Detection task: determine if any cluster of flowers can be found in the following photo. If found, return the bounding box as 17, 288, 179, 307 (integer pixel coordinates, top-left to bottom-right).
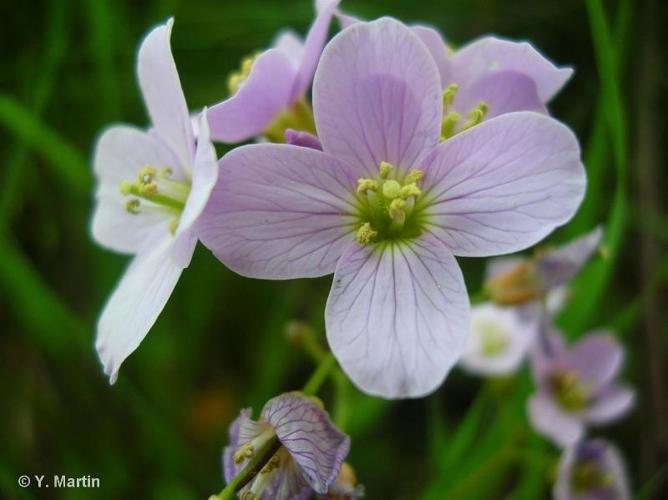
460, 226, 635, 499
89, 0, 631, 497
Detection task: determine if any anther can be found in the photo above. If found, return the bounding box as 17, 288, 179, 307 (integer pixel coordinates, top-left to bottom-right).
404, 169, 424, 184
356, 222, 378, 245
357, 178, 378, 194
138, 165, 157, 184
442, 83, 459, 112
463, 101, 489, 130
379, 161, 393, 179
125, 199, 141, 214
233, 444, 255, 464
139, 182, 158, 196
441, 112, 461, 140
399, 183, 421, 198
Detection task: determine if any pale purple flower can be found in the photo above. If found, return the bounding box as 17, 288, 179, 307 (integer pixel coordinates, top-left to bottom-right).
459, 302, 536, 376
484, 226, 603, 307
198, 18, 585, 398
528, 332, 635, 448
223, 393, 350, 499
333, 6, 572, 127
207, 0, 340, 143
554, 439, 630, 500
91, 19, 218, 382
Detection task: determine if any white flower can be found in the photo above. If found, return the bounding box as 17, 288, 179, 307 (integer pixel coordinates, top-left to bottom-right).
91, 19, 218, 382
459, 303, 536, 376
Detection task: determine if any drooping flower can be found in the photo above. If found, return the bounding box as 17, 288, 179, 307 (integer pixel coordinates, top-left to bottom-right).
198, 18, 586, 398
223, 392, 350, 499
459, 303, 536, 376
484, 226, 603, 308
528, 331, 635, 447
316, 462, 364, 499
554, 439, 630, 500
207, 0, 340, 143
333, 5, 572, 135
91, 19, 218, 383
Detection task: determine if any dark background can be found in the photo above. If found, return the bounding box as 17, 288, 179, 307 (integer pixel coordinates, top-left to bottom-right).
1, 0, 666, 498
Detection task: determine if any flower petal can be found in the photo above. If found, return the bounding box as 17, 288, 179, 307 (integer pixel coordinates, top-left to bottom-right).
564, 332, 624, 387
527, 392, 583, 448
452, 70, 547, 118
269, 459, 313, 500
585, 384, 635, 424
91, 125, 179, 254
262, 393, 350, 494
95, 236, 194, 383
274, 30, 305, 69
198, 144, 357, 279
453, 36, 573, 102
313, 17, 442, 177
411, 24, 453, 86
222, 408, 252, 482
177, 109, 219, 235
460, 303, 536, 376
424, 112, 586, 257
207, 49, 296, 143
137, 18, 194, 166
536, 226, 603, 289
290, 0, 341, 101
326, 234, 470, 398
285, 128, 324, 150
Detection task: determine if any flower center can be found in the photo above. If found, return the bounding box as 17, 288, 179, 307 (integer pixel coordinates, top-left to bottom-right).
440, 83, 489, 140
228, 53, 260, 95
240, 448, 290, 500
263, 98, 316, 143
477, 320, 510, 356
119, 165, 190, 234
571, 459, 615, 492
549, 369, 591, 411
354, 161, 426, 245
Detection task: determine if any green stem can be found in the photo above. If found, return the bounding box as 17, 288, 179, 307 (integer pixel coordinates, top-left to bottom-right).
303, 352, 336, 396
212, 353, 337, 499
470, 289, 489, 304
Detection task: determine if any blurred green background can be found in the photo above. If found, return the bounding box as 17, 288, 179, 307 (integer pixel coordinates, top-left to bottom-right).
1, 0, 666, 498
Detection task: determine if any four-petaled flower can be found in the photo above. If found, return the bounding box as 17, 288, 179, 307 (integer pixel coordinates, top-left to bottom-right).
224, 392, 350, 500
528, 331, 635, 447
198, 18, 586, 398
92, 19, 218, 382
207, 0, 340, 143
459, 302, 536, 376
554, 439, 630, 500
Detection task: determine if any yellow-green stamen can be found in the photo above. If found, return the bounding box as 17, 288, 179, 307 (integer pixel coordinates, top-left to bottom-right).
439, 83, 490, 140
572, 460, 615, 492
119, 164, 191, 234
550, 370, 591, 411
228, 53, 260, 95
354, 161, 426, 245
